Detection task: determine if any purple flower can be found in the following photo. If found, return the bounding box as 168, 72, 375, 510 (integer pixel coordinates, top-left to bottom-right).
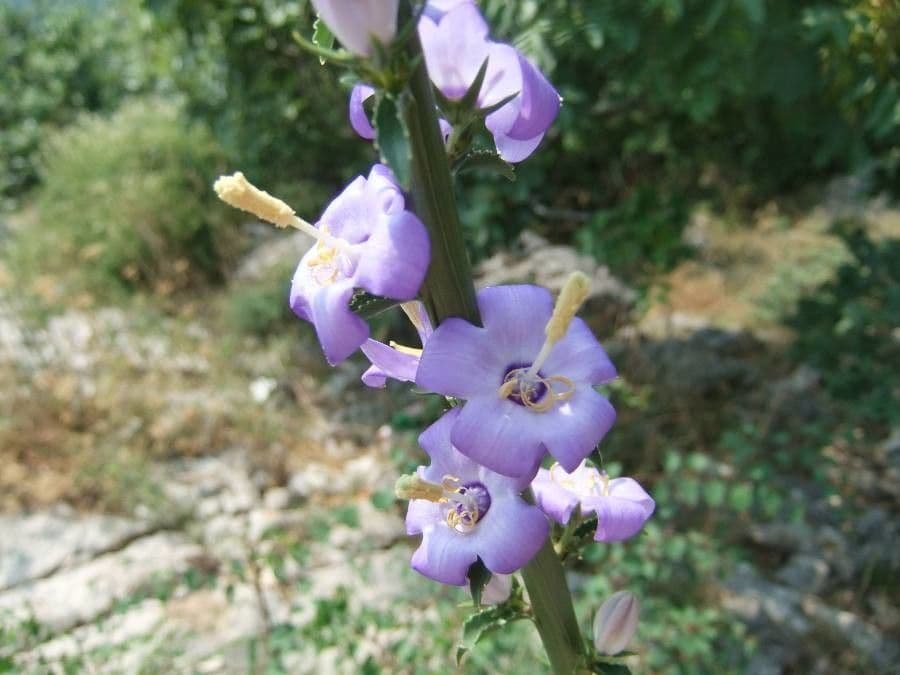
361, 301, 433, 387
415, 282, 616, 479
290, 164, 430, 365
349, 83, 452, 144
400, 408, 549, 586
532, 462, 655, 542
311, 0, 399, 57
418, 2, 560, 162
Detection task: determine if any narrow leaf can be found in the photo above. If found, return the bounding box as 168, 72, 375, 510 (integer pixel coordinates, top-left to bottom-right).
460, 57, 490, 110
455, 150, 516, 182
467, 559, 492, 607
456, 605, 525, 665
374, 94, 412, 189
349, 290, 398, 318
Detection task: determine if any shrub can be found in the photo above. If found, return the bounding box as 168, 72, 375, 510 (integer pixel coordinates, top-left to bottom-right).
12, 98, 240, 297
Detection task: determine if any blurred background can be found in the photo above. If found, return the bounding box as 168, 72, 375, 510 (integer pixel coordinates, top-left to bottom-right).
0, 0, 898, 673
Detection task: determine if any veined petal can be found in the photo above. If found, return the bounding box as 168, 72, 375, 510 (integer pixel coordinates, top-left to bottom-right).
540, 387, 616, 473
416, 319, 504, 398
417, 408, 477, 481
406, 499, 441, 536
291, 277, 368, 365
450, 395, 544, 478
312, 0, 398, 57
583, 479, 655, 542
360, 339, 420, 387
501, 53, 560, 141
317, 175, 372, 243
349, 83, 376, 140
532, 468, 581, 524
419, 3, 491, 100
492, 132, 545, 163
542, 317, 617, 385
477, 285, 552, 364
470, 496, 548, 574
411, 526, 478, 586
353, 210, 429, 300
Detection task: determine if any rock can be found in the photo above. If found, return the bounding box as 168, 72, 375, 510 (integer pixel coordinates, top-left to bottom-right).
475, 231, 637, 334
0, 511, 155, 591
776, 554, 830, 594
0, 532, 202, 634
263, 487, 292, 511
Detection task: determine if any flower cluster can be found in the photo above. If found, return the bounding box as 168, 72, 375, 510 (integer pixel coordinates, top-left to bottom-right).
215, 1, 654, 663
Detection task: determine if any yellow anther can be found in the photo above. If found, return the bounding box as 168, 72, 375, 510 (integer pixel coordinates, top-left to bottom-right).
394, 474, 445, 502
545, 271, 591, 343
214, 172, 296, 228
499, 368, 575, 413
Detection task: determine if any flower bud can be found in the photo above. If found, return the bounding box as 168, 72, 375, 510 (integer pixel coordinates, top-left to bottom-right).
592, 591, 639, 656
481, 573, 512, 605
311, 0, 399, 57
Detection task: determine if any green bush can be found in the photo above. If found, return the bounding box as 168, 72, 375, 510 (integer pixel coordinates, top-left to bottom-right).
12, 98, 240, 297
0, 0, 167, 207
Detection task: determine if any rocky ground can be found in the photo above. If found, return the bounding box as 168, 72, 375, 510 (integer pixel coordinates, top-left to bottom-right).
1, 192, 898, 673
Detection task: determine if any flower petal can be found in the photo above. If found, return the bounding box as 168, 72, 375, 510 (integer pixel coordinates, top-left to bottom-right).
477, 285, 552, 364
360, 339, 419, 387
406, 499, 441, 536
541, 387, 616, 472
290, 275, 368, 365
349, 83, 376, 140
583, 478, 655, 542
542, 317, 617, 385
472, 496, 548, 574
419, 3, 490, 100
411, 525, 478, 586
416, 319, 504, 398
353, 209, 430, 300
312, 0, 399, 57
492, 132, 546, 163
450, 395, 545, 478
531, 468, 581, 524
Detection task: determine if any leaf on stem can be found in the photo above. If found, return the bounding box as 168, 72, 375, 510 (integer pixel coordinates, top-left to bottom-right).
454, 149, 516, 182
456, 604, 528, 665
467, 558, 492, 607
374, 93, 413, 190
312, 16, 335, 65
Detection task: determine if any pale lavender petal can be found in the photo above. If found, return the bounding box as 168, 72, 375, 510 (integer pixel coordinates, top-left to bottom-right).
353, 210, 429, 300
364, 164, 405, 215
476, 285, 552, 364
450, 395, 545, 478
541, 317, 617, 385
492, 132, 545, 163
472, 496, 548, 574
411, 526, 478, 586
416, 319, 505, 398
349, 83, 376, 140
479, 42, 522, 109
290, 277, 368, 365
583, 478, 655, 542
541, 387, 616, 473
531, 468, 580, 524
406, 499, 441, 536
438, 118, 453, 142
417, 408, 478, 482
317, 175, 372, 243
502, 54, 560, 141
419, 3, 490, 100
360, 339, 420, 387
312, 0, 398, 57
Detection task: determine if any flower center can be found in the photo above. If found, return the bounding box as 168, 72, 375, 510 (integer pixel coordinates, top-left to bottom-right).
549, 462, 610, 496
498, 364, 575, 413
394, 474, 491, 534
305, 226, 354, 286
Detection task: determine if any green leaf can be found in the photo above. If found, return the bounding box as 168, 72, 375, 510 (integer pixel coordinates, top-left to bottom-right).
456, 604, 526, 665
467, 558, 492, 607
454, 150, 516, 181
459, 57, 490, 110
591, 659, 632, 675
349, 289, 398, 318
374, 94, 412, 189
312, 16, 335, 65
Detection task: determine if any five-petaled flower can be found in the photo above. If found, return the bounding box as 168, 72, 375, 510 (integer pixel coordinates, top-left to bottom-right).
398, 407, 549, 586
532, 461, 655, 542
416, 280, 617, 479
290, 164, 430, 365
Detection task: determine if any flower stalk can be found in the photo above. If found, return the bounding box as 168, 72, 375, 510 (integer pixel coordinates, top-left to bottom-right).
400, 11, 585, 672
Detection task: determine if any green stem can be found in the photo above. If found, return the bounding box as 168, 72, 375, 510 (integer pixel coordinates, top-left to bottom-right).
402, 30, 479, 326
400, 12, 584, 673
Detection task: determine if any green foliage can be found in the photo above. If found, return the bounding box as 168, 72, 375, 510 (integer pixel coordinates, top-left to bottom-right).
0, 0, 166, 207
11, 98, 240, 297
788, 223, 900, 429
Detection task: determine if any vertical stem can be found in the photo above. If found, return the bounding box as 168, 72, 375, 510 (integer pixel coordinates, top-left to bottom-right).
402, 30, 479, 326
400, 9, 585, 673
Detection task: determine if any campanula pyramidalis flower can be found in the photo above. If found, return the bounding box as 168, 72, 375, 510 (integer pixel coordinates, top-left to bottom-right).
288, 164, 430, 364
311, 0, 399, 57
532, 461, 655, 542
416, 277, 616, 479
418, 2, 560, 162
361, 301, 433, 388
349, 83, 452, 143
397, 408, 549, 586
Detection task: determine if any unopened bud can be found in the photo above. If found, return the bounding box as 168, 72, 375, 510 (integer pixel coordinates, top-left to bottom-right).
593, 591, 639, 656
311, 0, 399, 57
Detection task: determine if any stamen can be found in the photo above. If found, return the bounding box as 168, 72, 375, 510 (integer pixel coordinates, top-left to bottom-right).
400, 301, 429, 336
526, 271, 591, 379
214, 172, 352, 255
394, 474, 445, 502
395, 474, 490, 534
388, 341, 424, 357
498, 367, 575, 413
